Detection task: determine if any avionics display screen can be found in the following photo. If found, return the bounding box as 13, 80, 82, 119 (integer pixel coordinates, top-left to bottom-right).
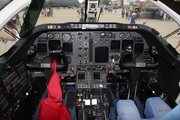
93, 72, 100, 79
122, 40, 133, 50
95, 47, 109, 63
135, 43, 144, 54
111, 40, 120, 50
78, 72, 85, 79
63, 43, 72, 52
49, 40, 60, 50
37, 44, 47, 53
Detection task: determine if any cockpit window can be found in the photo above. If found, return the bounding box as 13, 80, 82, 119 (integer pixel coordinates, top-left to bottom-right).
0, 0, 12, 10
36, 0, 82, 24
35, 0, 180, 54
0, 0, 180, 56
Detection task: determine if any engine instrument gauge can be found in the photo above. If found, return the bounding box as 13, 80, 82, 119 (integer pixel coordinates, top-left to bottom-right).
54, 33, 60, 38
63, 33, 70, 42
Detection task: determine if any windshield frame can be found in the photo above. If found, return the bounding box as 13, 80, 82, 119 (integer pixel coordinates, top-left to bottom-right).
0, 0, 12, 11
0, 0, 31, 30
20, 0, 45, 38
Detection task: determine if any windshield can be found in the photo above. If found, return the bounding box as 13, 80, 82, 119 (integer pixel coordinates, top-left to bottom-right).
0, 0, 180, 55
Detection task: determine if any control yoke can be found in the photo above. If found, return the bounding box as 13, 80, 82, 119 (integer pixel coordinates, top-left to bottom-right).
41, 46, 68, 71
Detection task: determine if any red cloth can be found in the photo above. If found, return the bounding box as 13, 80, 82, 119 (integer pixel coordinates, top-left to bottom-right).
38, 60, 71, 120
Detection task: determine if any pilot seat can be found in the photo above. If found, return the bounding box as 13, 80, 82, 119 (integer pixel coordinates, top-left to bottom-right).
116, 97, 172, 120
38, 60, 71, 120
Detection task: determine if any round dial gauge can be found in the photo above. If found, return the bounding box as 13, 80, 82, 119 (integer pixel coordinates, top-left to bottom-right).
107, 33, 112, 38
78, 42, 83, 47
100, 40, 104, 44
94, 39, 98, 44
47, 33, 53, 39
100, 32, 106, 38
54, 33, 60, 38
94, 33, 99, 38
119, 33, 125, 39
126, 33, 131, 38
63, 34, 70, 41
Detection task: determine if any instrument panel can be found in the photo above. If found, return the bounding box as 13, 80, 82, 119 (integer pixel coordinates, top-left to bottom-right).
27, 31, 150, 73
25, 30, 158, 89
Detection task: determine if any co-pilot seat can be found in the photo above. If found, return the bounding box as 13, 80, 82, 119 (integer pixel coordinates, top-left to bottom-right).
38, 60, 71, 120
116, 97, 172, 120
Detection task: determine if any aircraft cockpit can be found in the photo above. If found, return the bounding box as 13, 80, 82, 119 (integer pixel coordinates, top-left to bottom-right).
0, 0, 180, 120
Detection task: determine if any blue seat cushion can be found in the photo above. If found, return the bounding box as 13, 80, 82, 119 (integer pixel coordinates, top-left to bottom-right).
161, 103, 180, 120
144, 97, 172, 120
116, 100, 142, 120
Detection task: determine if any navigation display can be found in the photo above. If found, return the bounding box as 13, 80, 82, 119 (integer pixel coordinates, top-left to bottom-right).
111, 40, 120, 51
122, 40, 133, 50
135, 43, 144, 54
49, 40, 60, 50
95, 47, 109, 63
63, 43, 73, 52
37, 43, 47, 53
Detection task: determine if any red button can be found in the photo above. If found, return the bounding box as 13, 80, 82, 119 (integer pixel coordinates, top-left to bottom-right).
61, 75, 65, 79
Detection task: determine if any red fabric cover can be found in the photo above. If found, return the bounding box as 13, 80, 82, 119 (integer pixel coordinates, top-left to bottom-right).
52, 59, 56, 73
38, 60, 71, 120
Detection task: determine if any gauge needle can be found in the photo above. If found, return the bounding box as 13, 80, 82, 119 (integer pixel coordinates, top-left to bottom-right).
66, 34, 67, 37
